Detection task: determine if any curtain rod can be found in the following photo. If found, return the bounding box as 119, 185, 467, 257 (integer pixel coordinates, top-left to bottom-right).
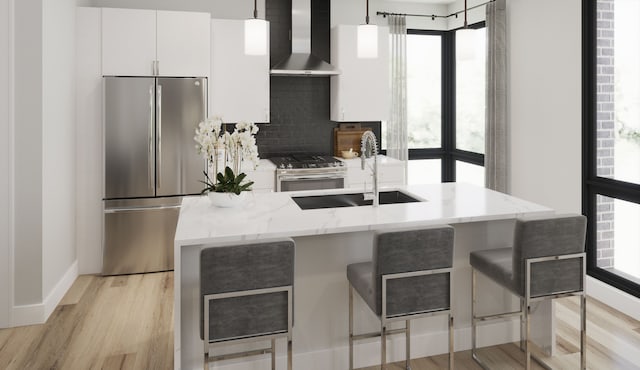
376, 0, 495, 20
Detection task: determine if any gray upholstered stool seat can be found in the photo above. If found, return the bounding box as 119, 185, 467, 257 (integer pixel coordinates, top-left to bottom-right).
469, 247, 516, 294
200, 238, 294, 370
347, 226, 455, 370
469, 214, 587, 370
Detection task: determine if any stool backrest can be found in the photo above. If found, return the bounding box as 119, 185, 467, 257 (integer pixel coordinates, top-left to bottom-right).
512, 214, 586, 297
373, 226, 454, 316
200, 239, 295, 342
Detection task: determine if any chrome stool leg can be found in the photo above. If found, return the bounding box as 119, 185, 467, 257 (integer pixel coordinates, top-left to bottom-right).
520, 298, 525, 350
405, 320, 411, 370
349, 283, 354, 370
381, 324, 387, 370
448, 314, 454, 370
581, 294, 587, 370
271, 339, 276, 370
471, 268, 477, 359
525, 302, 531, 370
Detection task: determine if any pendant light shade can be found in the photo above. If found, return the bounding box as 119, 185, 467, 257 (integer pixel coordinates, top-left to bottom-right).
456, 0, 474, 60
244, 0, 267, 55
357, 24, 378, 58
244, 18, 267, 55
357, 0, 378, 58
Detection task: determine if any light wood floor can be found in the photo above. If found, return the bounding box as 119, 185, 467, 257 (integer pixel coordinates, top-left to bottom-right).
0, 271, 639, 370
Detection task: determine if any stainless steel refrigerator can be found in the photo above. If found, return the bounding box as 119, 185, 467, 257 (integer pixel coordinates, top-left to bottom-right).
102, 76, 207, 275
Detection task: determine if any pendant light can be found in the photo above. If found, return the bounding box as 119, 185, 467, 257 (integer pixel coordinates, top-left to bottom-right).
357, 0, 378, 58
245, 0, 267, 55
456, 0, 476, 60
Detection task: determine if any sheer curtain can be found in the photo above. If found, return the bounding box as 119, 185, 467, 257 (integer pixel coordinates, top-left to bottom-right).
387, 15, 408, 182
485, 0, 509, 192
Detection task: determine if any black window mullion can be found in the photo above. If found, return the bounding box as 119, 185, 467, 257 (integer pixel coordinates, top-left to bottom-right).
452, 149, 484, 167
442, 31, 456, 182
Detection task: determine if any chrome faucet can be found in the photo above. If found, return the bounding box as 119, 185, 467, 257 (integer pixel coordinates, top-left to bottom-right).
360, 131, 379, 207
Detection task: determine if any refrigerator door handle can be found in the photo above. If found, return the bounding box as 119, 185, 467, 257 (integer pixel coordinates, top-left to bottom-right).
148, 84, 154, 191
157, 83, 162, 189
104, 204, 182, 214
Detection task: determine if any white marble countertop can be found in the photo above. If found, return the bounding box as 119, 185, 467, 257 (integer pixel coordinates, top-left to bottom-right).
175, 183, 552, 246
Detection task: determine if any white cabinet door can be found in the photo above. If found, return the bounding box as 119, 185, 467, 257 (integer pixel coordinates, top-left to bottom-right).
331, 25, 390, 122
102, 8, 156, 76
210, 19, 270, 123
156, 11, 210, 77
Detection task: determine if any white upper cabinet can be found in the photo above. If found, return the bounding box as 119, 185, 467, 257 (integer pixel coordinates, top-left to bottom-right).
102, 8, 210, 77
102, 8, 156, 76
210, 19, 270, 123
330, 25, 390, 122
156, 11, 210, 77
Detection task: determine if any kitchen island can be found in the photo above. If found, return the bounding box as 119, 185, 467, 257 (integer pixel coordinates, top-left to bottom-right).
174, 183, 554, 370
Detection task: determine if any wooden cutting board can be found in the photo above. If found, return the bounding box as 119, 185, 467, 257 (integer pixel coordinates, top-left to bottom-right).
334, 128, 372, 157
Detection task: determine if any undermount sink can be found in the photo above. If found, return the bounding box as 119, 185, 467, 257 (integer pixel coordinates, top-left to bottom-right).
292, 190, 423, 210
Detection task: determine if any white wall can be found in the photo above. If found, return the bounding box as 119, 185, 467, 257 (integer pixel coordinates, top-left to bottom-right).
13, 0, 43, 306
1, 0, 78, 327
41, 0, 77, 297
0, 0, 13, 328
508, 0, 582, 213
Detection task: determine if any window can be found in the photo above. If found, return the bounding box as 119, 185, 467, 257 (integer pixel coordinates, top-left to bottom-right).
407, 34, 441, 150
406, 25, 485, 185
584, 0, 640, 297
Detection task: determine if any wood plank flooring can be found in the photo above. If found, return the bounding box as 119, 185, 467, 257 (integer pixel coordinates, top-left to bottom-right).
0, 272, 639, 369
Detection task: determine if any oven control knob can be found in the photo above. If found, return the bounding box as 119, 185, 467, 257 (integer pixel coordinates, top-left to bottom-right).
279, 163, 285, 169
286, 163, 293, 169
338, 161, 344, 167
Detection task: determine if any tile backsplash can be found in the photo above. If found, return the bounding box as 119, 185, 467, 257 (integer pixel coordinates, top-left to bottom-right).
256, 76, 380, 158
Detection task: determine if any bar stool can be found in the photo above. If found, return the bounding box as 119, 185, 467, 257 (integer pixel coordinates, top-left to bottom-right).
469, 214, 587, 370
347, 225, 455, 370
200, 238, 294, 370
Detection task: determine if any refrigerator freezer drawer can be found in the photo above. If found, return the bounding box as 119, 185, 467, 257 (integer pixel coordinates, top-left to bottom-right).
103, 203, 179, 275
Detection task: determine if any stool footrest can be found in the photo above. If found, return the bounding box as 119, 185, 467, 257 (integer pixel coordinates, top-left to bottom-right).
473, 310, 522, 323
352, 327, 406, 341
208, 347, 273, 362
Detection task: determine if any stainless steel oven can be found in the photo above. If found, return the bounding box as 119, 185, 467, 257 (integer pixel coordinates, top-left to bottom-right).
277, 168, 346, 192
270, 155, 347, 192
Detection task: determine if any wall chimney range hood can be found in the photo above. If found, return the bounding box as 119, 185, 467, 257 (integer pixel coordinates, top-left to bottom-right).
270, 0, 339, 76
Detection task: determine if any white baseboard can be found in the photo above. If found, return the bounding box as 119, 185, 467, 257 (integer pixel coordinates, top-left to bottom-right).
209, 320, 520, 370
586, 276, 640, 321
11, 260, 78, 327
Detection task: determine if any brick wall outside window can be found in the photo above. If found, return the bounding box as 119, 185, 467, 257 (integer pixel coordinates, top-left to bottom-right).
596, 0, 615, 269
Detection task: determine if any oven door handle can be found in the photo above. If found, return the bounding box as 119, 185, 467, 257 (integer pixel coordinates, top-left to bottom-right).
278, 174, 346, 181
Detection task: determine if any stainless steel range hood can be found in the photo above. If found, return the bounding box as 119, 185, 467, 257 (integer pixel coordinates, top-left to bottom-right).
270, 0, 339, 76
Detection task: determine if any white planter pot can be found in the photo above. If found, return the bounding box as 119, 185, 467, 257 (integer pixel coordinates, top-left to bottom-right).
208, 191, 247, 208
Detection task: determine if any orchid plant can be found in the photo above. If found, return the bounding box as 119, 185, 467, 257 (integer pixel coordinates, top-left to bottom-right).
194, 117, 260, 193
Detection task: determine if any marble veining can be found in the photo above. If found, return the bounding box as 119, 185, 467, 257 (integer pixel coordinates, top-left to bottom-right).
175, 183, 553, 246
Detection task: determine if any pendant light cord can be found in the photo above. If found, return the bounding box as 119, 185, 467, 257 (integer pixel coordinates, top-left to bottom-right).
365, 0, 370, 25
464, 0, 468, 28
253, 0, 258, 19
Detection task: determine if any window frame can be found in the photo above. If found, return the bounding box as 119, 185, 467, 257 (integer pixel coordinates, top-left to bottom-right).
406, 23, 485, 183
582, 0, 640, 298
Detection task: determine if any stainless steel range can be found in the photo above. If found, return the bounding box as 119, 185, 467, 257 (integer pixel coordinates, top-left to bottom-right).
269, 155, 346, 192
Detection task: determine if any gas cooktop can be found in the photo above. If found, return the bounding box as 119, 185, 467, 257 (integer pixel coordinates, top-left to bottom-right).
269, 155, 344, 170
